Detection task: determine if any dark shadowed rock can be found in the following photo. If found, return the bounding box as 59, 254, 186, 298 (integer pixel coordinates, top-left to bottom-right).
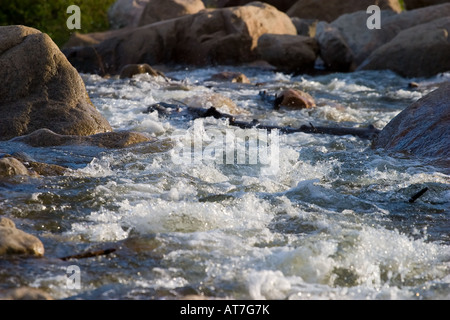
64, 2, 297, 75
256, 34, 319, 73
0, 26, 112, 141
358, 17, 450, 77
11, 128, 153, 149
0, 218, 45, 257
373, 82, 450, 170
108, 0, 150, 29
138, 0, 205, 26
287, 0, 402, 22
403, 0, 449, 10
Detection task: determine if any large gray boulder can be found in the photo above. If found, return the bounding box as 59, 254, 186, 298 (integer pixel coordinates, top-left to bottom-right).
358, 17, 450, 77
373, 82, 450, 170
108, 0, 150, 29
0, 26, 112, 141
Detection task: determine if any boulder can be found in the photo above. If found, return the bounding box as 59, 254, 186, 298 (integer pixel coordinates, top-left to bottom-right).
0, 287, 53, 300
256, 34, 319, 73
119, 63, 166, 79
403, 0, 449, 10
372, 82, 450, 170
219, 0, 298, 12
11, 128, 153, 149
358, 3, 450, 64
0, 157, 34, 177
0, 26, 112, 141
207, 71, 251, 83
287, 0, 402, 22
64, 2, 297, 74
291, 17, 317, 37
315, 3, 450, 72
0, 218, 45, 257
108, 0, 150, 29
274, 88, 316, 109
358, 17, 450, 77
138, 0, 206, 26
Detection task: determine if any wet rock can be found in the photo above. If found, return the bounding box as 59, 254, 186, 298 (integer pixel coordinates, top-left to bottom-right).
403, 0, 449, 10
0, 287, 53, 300
0, 26, 112, 141
108, 0, 150, 29
373, 82, 450, 169
256, 34, 319, 73
287, 0, 402, 22
207, 71, 251, 84
274, 88, 316, 110
11, 128, 153, 149
119, 63, 166, 79
0, 218, 45, 257
138, 0, 206, 26
0, 157, 34, 177
64, 2, 297, 74
358, 17, 450, 77
182, 93, 248, 115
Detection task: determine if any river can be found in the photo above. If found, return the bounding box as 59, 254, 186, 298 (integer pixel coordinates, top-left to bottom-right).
0, 66, 449, 300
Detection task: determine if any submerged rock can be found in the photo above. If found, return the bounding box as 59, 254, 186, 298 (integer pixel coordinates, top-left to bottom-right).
0, 218, 45, 257
11, 128, 153, 149
64, 2, 297, 74
274, 88, 316, 110
0, 287, 53, 300
119, 63, 166, 79
0, 157, 34, 177
0, 25, 112, 141
373, 82, 450, 170
207, 71, 251, 84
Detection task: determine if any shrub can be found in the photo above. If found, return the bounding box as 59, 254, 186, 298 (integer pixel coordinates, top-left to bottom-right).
0, 0, 116, 47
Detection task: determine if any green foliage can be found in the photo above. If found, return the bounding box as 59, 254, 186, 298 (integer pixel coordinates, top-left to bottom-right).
399, 0, 406, 11
0, 0, 116, 47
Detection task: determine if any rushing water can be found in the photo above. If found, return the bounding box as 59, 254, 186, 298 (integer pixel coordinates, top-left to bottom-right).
0, 66, 449, 300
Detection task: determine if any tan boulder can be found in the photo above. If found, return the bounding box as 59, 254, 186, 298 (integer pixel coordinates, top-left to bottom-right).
64, 2, 297, 74
373, 82, 450, 171
0, 157, 34, 177
0, 218, 45, 257
207, 71, 251, 83
358, 17, 450, 77
219, 0, 298, 12
119, 63, 166, 79
11, 128, 153, 149
287, 0, 402, 22
256, 34, 319, 73
0, 26, 112, 141
274, 88, 316, 110
138, 0, 206, 26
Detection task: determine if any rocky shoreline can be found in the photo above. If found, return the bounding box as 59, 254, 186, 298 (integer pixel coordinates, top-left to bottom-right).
0, 0, 449, 300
